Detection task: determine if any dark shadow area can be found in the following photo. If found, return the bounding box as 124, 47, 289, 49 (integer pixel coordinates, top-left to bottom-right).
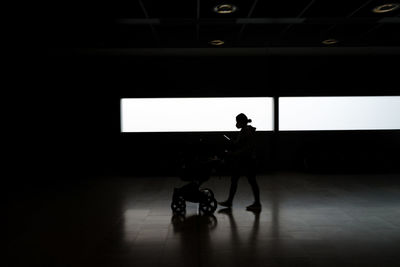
13, 54, 399, 182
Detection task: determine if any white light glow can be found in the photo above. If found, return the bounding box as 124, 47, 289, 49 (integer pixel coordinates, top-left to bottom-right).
121, 97, 273, 132
280, 96, 400, 131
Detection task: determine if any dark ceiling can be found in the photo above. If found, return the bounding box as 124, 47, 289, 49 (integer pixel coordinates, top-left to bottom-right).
41, 0, 400, 50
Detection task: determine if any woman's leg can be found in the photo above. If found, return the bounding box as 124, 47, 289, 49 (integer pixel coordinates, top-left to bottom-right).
247, 175, 260, 204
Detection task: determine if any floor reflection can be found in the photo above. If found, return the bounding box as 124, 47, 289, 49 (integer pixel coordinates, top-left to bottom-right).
12, 174, 400, 267
170, 214, 218, 266
216, 208, 262, 265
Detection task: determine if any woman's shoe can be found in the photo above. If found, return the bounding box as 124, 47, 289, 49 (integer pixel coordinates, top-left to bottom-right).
246, 202, 261, 211
218, 207, 232, 214
218, 200, 232, 208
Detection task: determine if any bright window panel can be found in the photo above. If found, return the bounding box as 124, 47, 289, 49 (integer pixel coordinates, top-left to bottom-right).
121, 97, 273, 132
280, 96, 400, 131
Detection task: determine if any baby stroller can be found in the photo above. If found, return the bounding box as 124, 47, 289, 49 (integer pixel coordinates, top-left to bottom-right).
171, 139, 222, 215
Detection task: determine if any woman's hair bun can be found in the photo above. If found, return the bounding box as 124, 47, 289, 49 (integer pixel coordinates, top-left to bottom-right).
236, 113, 252, 124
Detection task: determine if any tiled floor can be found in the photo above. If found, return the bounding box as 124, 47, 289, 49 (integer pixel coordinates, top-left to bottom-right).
6, 172, 400, 267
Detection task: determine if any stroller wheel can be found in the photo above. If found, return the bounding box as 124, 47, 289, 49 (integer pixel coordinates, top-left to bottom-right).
200, 188, 214, 199
199, 198, 217, 215
171, 197, 186, 214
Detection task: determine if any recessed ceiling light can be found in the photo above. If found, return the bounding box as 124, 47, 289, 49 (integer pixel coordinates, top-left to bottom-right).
214, 4, 237, 14
322, 39, 339, 45
209, 40, 225, 46
372, 3, 400, 13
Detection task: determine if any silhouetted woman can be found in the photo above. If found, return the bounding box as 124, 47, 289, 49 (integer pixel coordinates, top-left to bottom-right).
219, 113, 261, 210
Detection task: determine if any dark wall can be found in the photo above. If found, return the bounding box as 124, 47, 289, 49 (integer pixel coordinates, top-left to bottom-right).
278, 131, 400, 173
24, 54, 399, 179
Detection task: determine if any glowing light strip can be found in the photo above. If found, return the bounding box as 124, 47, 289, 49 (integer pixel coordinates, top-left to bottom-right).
280, 96, 400, 131
121, 97, 274, 132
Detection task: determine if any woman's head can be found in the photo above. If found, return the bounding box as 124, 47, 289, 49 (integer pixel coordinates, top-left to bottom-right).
236, 113, 252, 129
